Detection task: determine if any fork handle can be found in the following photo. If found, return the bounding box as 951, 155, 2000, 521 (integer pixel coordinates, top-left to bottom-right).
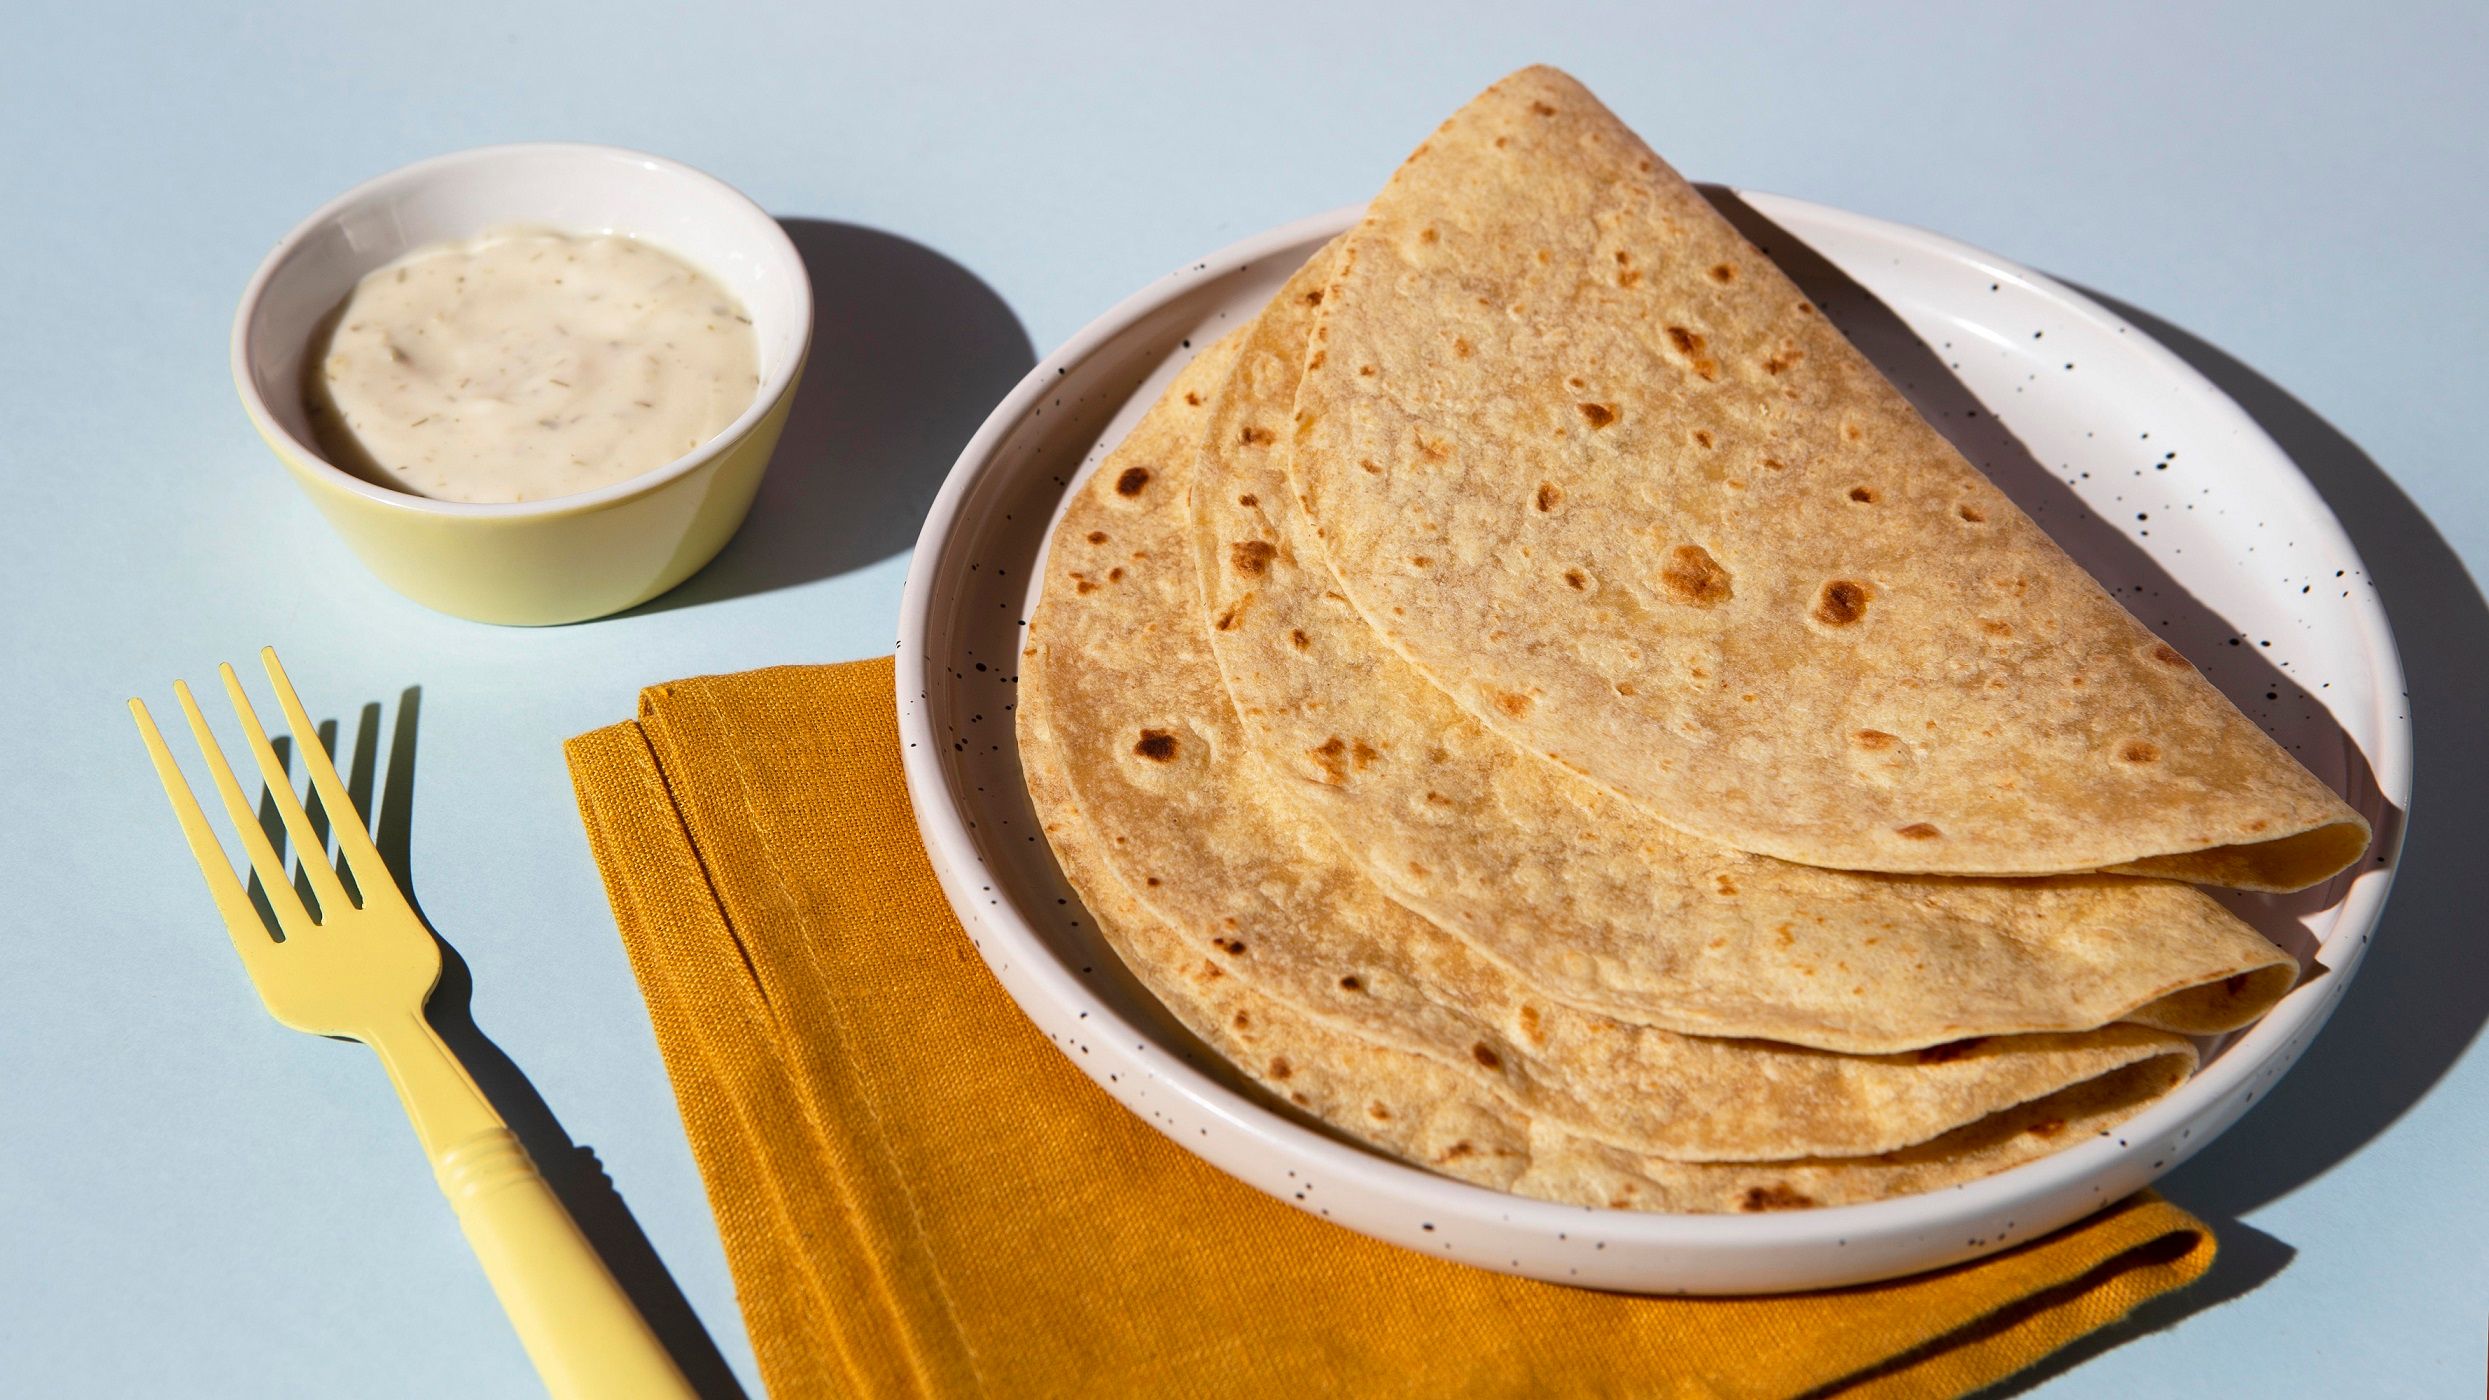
371, 1010, 696, 1400
435, 1126, 698, 1399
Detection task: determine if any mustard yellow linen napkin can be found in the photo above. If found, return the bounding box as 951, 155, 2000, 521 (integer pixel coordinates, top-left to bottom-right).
565, 657, 2216, 1399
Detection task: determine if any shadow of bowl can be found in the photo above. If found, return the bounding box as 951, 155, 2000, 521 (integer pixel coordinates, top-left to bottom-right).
631, 219, 1036, 614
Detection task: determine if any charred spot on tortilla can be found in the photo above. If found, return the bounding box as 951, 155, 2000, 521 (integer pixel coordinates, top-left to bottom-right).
1814, 579, 1870, 625
1661, 545, 1733, 606
1230, 540, 1278, 577
1663, 325, 1719, 379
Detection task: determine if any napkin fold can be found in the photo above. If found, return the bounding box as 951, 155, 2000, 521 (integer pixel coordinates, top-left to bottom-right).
566, 657, 2215, 1399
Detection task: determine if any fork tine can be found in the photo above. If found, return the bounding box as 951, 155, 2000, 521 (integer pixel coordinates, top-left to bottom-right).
173, 682, 320, 941
259, 648, 395, 896
218, 662, 356, 918
132, 698, 290, 967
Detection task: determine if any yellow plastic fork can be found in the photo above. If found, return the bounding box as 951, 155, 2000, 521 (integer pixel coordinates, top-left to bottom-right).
132, 649, 694, 1400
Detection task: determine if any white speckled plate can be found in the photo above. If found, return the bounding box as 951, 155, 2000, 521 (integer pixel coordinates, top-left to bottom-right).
895, 198, 2409, 1293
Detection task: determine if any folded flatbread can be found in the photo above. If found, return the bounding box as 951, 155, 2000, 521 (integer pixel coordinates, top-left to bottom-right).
1017, 322, 2193, 1169
1195, 245, 2294, 1053
1029, 720, 2191, 1212
1288, 66, 2368, 890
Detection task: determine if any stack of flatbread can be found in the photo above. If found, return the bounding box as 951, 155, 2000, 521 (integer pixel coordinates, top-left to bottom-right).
1016, 67, 2367, 1213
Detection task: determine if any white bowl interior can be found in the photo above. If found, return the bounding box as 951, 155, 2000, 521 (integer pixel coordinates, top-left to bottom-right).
238, 145, 808, 480
897, 200, 2409, 1292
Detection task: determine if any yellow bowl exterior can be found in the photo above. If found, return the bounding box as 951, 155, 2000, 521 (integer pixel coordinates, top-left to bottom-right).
250, 367, 798, 626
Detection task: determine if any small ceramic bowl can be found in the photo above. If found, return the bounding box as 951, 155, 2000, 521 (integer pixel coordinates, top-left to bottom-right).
232, 144, 811, 625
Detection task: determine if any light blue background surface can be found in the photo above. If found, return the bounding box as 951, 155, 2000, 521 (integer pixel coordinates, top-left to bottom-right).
4, 2, 2483, 1394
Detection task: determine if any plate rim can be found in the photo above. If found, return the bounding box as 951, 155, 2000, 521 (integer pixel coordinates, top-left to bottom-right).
895, 194, 2410, 1282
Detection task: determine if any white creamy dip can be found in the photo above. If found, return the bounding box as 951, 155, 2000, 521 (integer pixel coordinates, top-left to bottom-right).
305, 229, 760, 503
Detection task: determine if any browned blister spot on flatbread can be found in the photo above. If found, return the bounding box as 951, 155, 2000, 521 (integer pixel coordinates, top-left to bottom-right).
1306, 735, 1380, 785
1814, 579, 1870, 626
1663, 325, 1718, 380
1661, 545, 1733, 606
1229, 540, 1277, 577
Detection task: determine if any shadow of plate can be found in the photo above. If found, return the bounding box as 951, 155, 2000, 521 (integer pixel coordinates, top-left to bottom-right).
2071, 293, 2489, 1219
